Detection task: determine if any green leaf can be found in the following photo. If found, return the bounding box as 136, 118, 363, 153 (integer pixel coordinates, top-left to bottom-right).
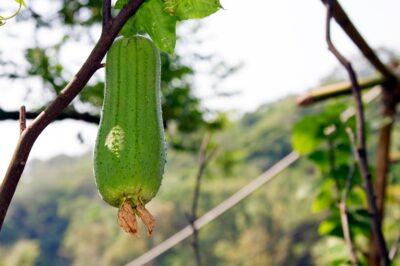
120, 0, 177, 54
347, 187, 366, 206
318, 213, 342, 237
115, 0, 129, 9
308, 150, 330, 172
164, 0, 221, 20
320, 102, 346, 119
311, 177, 336, 213
292, 116, 325, 155
348, 208, 371, 237
318, 219, 337, 235
116, 0, 221, 53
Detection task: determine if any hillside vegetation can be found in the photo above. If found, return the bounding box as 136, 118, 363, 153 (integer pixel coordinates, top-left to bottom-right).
1, 95, 398, 265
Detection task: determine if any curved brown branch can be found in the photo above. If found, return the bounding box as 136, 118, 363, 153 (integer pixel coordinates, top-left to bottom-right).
325, 1, 389, 264
320, 0, 397, 84
0, 0, 145, 230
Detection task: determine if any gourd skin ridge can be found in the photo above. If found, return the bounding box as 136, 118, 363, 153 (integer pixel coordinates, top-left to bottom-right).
94, 36, 166, 208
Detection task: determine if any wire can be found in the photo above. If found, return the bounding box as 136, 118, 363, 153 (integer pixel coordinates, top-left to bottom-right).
127, 152, 299, 266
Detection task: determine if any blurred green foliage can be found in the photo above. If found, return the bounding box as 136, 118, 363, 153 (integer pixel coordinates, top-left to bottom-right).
293, 98, 400, 265
1, 94, 399, 265
1, 95, 322, 265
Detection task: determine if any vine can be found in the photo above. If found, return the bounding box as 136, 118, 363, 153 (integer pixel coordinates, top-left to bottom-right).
0, 0, 25, 26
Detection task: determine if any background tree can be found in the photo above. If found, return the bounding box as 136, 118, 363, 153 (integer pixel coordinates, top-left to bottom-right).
0, 0, 236, 134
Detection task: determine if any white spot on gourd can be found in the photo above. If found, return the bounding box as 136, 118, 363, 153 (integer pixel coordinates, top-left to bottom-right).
105, 125, 125, 158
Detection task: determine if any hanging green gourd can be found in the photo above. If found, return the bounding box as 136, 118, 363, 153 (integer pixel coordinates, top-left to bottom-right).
94, 36, 166, 235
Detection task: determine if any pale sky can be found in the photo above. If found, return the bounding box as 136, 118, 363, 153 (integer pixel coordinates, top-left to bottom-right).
1, 0, 400, 178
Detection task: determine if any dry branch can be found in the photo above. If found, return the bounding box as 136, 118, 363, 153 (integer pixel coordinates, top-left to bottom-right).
297, 76, 385, 106
320, 0, 397, 83
0, 108, 100, 124
328, 133, 358, 265
320, 1, 399, 264
339, 165, 359, 266
345, 125, 389, 265
339, 202, 359, 266
325, 0, 389, 263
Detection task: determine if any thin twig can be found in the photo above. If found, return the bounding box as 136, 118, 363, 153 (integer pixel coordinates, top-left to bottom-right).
187, 132, 217, 266
191, 133, 212, 217
325, 1, 389, 263
339, 203, 359, 266
0, 0, 145, 230
0, 0, 23, 25
327, 135, 340, 200
327, 133, 358, 265
345, 128, 389, 266
339, 164, 359, 266
341, 164, 354, 205
19, 106, 26, 134
389, 235, 400, 260
98, 62, 106, 69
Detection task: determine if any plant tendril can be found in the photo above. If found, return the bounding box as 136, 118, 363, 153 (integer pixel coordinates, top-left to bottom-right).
0, 1, 24, 26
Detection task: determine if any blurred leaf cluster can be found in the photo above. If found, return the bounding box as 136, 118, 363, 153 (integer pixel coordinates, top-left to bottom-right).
1, 93, 399, 265
0, 95, 322, 265
293, 99, 400, 265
